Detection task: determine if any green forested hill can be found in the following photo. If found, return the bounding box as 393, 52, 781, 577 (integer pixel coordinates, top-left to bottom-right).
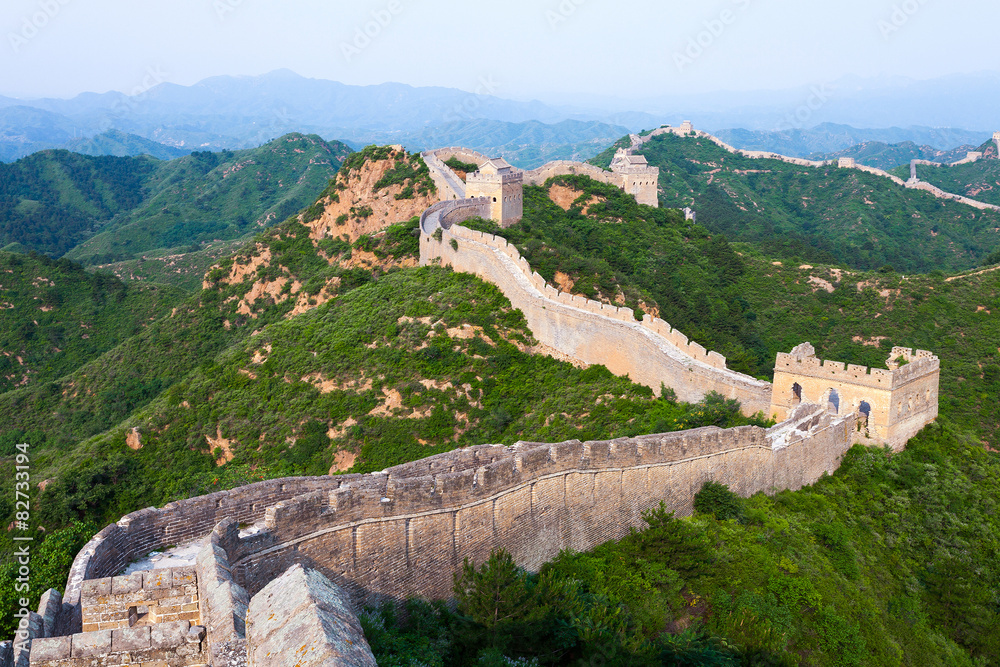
590, 133, 1000, 272
0, 151, 156, 256
0, 251, 184, 394
1, 149, 998, 665
0, 133, 350, 267
64, 133, 351, 266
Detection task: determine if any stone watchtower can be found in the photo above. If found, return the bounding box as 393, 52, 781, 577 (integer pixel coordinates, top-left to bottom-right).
769, 343, 939, 451
465, 157, 524, 227
610, 149, 660, 208
993, 131, 1000, 157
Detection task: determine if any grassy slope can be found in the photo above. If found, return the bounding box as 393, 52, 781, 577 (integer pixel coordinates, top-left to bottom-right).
0, 251, 184, 395
591, 133, 1000, 272
64, 133, 351, 265
34, 268, 763, 528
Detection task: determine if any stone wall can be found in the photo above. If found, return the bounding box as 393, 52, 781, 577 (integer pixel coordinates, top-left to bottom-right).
28, 622, 205, 667
420, 220, 773, 414
421, 151, 465, 201
196, 520, 250, 667
80, 568, 199, 633
522, 161, 619, 187
209, 405, 851, 608
61, 477, 343, 635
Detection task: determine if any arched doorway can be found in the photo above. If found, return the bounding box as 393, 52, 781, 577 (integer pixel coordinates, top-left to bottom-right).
858, 401, 871, 431
827, 389, 840, 414
792, 383, 803, 405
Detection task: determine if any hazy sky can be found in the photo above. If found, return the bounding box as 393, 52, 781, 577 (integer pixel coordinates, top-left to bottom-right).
2, 0, 998, 101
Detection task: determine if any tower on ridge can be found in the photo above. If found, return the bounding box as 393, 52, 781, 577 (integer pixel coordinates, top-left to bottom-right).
993, 131, 1000, 157
465, 157, 523, 227
610, 149, 660, 208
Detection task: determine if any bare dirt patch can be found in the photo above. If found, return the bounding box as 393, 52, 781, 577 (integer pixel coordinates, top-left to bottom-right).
809, 276, 835, 293
126, 428, 142, 451
207, 427, 235, 466
330, 451, 357, 474
554, 271, 575, 293
548, 184, 606, 214
853, 336, 888, 348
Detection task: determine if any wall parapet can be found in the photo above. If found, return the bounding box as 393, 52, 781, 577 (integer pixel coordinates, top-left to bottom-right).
61, 477, 343, 635
220, 404, 851, 604
774, 347, 939, 390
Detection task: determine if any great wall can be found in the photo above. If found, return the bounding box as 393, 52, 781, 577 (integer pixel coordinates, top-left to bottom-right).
7, 132, 947, 667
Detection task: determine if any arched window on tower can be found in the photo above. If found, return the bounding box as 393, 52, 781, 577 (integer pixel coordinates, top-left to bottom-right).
792, 383, 802, 404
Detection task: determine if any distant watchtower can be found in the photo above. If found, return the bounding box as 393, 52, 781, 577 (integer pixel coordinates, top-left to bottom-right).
993, 132, 1000, 157
465, 158, 523, 227
769, 343, 939, 451
610, 149, 660, 207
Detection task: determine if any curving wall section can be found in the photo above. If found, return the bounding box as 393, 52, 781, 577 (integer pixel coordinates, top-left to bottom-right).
59, 477, 345, 635
419, 216, 772, 414
207, 405, 852, 606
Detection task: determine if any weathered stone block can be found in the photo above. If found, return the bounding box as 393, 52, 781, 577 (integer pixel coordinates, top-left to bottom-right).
80, 578, 111, 599
112, 573, 143, 595
142, 570, 172, 590
112, 626, 150, 651
25, 635, 69, 662
246, 565, 375, 667
171, 567, 197, 587
149, 621, 190, 650
71, 630, 111, 658
36, 589, 62, 639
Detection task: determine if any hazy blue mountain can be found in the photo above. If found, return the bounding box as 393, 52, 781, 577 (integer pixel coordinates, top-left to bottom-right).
713, 123, 991, 158
0, 106, 84, 161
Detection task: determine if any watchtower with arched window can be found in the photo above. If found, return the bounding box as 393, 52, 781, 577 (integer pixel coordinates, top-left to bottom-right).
769, 342, 940, 451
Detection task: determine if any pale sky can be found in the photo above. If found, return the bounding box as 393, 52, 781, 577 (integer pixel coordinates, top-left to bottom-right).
1, 0, 997, 102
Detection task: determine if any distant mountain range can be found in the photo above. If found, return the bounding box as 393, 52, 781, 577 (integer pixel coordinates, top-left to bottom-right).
714, 123, 991, 158
4, 70, 999, 168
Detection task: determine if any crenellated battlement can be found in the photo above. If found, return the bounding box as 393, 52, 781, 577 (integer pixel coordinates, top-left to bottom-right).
206, 404, 850, 606
774, 347, 938, 391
